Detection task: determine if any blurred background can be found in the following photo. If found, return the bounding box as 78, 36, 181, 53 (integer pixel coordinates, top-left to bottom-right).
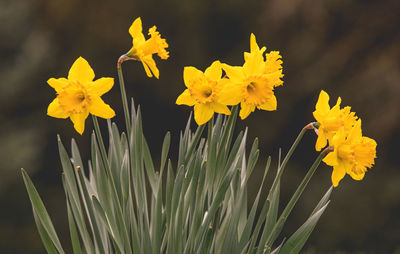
1, 0, 399, 253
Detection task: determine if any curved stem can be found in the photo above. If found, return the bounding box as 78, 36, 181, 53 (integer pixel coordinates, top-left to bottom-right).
266, 146, 332, 247
117, 56, 131, 135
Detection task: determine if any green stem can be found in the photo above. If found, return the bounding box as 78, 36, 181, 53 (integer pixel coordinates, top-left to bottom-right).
266, 148, 330, 247
268, 123, 316, 196
206, 115, 214, 185
117, 62, 131, 135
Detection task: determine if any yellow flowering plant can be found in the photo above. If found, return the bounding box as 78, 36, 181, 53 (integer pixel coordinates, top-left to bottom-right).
218, 33, 283, 119
123, 17, 169, 79
21, 17, 377, 254
47, 57, 115, 134
313, 90, 357, 151
176, 61, 231, 125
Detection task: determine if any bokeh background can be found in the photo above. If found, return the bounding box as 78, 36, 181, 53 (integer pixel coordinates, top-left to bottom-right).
1, 0, 399, 253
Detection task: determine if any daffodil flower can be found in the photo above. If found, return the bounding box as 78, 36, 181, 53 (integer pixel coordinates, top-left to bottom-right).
323, 120, 377, 186
126, 17, 169, 79
176, 61, 230, 125
313, 90, 357, 151
219, 33, 283, 119
47, 57, 115, 134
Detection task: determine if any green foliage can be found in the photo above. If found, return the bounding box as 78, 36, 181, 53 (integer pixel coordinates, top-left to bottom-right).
22, 104, 332, 254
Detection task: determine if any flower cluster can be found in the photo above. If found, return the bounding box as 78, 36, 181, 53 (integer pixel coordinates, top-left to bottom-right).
48, 17, 169, 134
313, 90, 377, 186
176, 33, 283, 124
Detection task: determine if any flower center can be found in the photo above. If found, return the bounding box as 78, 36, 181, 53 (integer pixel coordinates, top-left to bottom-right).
337, 144, 355, 163
58, 81, 91, 114
189, 78, 216, 104
247, 82, 257, 94
243, 76, 273, 106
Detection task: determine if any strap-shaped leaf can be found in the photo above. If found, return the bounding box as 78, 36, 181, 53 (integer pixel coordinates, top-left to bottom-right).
279, 202, 330, 254
21, 169, 65, 254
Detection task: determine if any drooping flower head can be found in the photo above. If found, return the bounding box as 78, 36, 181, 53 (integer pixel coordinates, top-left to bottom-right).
47, 57, 115, 134
219, 33, 283, 119
323, 120, 377, 186
176, 61, 231, 125
126, 17, 169, 79
313, 90, 357, 151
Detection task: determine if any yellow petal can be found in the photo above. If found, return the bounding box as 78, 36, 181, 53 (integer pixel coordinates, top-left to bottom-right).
250, 33, 260, 52
146, 57, 160, 79
183, 66, 203, 88
204, 61, 222, 81
70, 110, 89, 135
68, 57, 95, 83
315, 130, 327, 151
258, 94, 277, 111
194, 103, 214, 125
89, 97, 115, 119
314, 90, 330, 116
88, 77, 114, 96
47, 98, 69, 119
244, 52, 250, 62
129, 17, 145, 41
212, 102, 231, 115
141, 58, 153, 78
221, 64, 245, 83
331, 163, 346, 187
217, 79, 243, 105
323, 150, 338, 166
239, 102, 255, 120
348, 170, 365, 181
176, 89, 196, 106
47, 78, 69, 93
347, 119, 362, 143
140, 56, 159, 78
243, 46, 265, 75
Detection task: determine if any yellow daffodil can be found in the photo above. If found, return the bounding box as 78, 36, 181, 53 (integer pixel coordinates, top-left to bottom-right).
176, 61, 230, 125
313, 90, 357, 151
47, 57, 115, 134
323, 120, 377, 187
219, 33, 283, 119
126, 17, 169, 79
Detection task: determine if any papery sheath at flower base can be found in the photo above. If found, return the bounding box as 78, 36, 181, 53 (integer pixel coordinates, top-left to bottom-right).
176, 60, 231, 125
322, 119, 377, 187
47, 57, 115, 134
126, 17, 169, 79
313, 90, 357, 151
219, 33, 283, 120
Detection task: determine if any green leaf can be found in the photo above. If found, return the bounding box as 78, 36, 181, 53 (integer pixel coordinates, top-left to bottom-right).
279, 202, 330, 254
66, 198, 82, 254
32, 210, 58, 254
238, 157, 271, 251
21, 169, 65, 254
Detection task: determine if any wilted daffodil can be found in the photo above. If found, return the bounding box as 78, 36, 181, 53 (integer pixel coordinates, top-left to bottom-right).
323, 120, 377, 187
176, 61, 230, 125
126, 17, 169, 79
47, 57, 115, 134
220, 33, 283, 120
313, 90, 357, 151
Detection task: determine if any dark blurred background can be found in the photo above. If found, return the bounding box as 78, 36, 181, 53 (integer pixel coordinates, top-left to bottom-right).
1, 0, 399, 253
